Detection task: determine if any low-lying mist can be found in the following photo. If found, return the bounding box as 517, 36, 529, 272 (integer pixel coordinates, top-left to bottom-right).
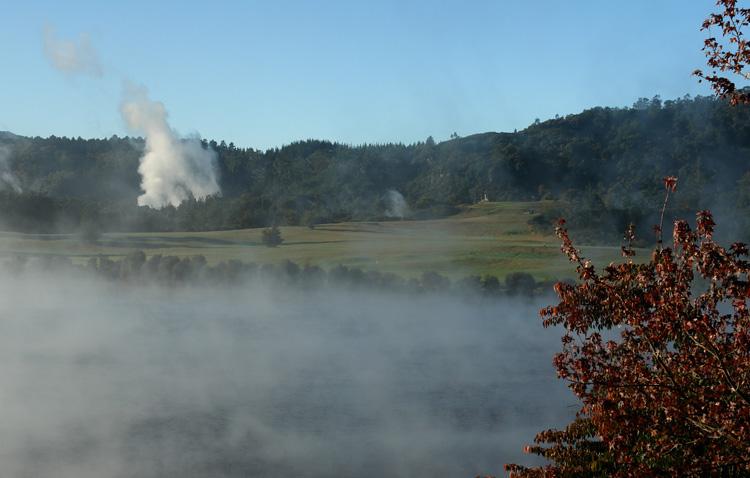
0, 268, 573, 477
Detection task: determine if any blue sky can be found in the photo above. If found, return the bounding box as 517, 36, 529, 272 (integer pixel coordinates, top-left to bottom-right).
0, 1, 715, 149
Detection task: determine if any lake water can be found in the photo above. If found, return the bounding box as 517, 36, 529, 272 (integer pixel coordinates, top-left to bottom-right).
0, 275, 574, 477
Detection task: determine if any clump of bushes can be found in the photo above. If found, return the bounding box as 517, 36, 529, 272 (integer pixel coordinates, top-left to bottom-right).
261, 225, 284, 247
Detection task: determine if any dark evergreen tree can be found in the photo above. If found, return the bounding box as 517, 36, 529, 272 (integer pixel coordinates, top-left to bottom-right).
261, 225, 283, 247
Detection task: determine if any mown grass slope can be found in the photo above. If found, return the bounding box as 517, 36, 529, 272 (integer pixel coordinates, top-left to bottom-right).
0, 201, 637, 280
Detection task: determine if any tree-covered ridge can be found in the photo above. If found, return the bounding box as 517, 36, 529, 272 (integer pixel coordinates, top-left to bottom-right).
1, 95, 749, 237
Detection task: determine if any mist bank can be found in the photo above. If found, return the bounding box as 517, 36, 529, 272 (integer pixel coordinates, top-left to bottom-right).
0, 268, 573, 477
1, 95, 750, 240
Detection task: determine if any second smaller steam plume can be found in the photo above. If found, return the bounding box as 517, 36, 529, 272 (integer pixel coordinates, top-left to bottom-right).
121, 85, 220, 208
384, 190, 410, 218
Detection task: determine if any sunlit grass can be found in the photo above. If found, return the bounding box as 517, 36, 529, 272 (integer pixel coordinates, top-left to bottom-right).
0, 201, 642, 280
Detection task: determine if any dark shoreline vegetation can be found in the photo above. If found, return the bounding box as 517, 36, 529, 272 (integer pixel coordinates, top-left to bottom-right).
2, 95, 750, 243
3, 251, 553, 298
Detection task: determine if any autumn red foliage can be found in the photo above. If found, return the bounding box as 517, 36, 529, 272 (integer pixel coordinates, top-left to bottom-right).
499, 4, 750, 474
695, 0, 750, 105
504, 179, 750, 477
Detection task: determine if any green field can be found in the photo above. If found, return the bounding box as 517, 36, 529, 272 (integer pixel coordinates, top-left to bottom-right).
0, 201, 637, 280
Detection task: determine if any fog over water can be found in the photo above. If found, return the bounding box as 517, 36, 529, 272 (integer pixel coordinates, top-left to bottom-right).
0, 271, 574, 477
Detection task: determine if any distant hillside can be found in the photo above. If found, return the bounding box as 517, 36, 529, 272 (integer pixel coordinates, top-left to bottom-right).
0, 95, 749, 240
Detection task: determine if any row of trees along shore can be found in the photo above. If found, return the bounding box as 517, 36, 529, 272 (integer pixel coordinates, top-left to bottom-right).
2, 252, 548, 298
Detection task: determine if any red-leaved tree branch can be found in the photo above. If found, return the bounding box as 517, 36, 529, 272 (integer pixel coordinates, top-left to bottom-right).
499, 3, 750, 476
504, 179, 750, 477
695, 0, 750, 104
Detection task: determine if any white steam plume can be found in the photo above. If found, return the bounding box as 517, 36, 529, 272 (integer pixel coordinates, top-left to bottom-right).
42, 25, 102, 77
40, 27, 219, 208
120, 84, 220, 208
0, 145, 22, 193
384, 190, 410, 218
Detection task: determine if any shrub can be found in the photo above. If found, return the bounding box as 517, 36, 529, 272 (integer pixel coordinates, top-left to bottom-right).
505, 272, 536, 296
261, 225, 284, 247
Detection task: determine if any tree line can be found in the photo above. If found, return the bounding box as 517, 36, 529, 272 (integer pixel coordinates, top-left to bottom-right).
2, 251, 549, 298
1, 95, 750, 240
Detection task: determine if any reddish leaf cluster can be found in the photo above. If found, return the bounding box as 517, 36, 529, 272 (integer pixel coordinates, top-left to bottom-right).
663, 175, 678, 193
500, 4, 750, 475
695, 0, 750, 105
504, 417, 613, 477
656, 176, 679, 246
506, 203, 750, 476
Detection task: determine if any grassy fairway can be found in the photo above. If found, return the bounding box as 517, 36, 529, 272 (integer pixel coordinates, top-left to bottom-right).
0, 201, 635, 280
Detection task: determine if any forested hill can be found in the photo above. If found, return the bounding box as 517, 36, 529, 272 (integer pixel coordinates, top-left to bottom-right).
1, 95, 749, 238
